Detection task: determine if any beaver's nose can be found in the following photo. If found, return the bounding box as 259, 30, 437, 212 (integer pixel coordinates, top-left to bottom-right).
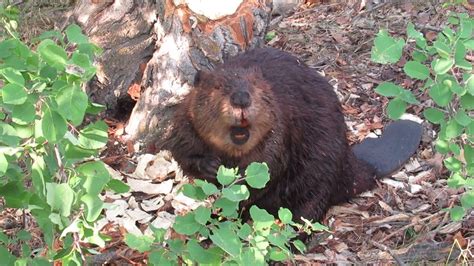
230, 91, 251, 108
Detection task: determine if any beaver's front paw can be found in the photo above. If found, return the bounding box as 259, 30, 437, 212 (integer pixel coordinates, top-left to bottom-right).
196, 156, 221, 181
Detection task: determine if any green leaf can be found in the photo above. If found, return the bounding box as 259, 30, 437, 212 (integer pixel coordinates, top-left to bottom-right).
403, 61, 430, 80
210, 225, 242, 257
449, 206, 465, 221
0, 246, 16, 265
371, 30, 405, 64
445, 120, 463, 139
0, 122, 20, 146
124, 234, 154, 253
41, 106, 67, 143
194, 179, 219, 195
265, 31, 276, 42
267, 233, 290, 253
17, 230, 31, 241
194, 206, 211, 225
292, 240, 306, 254
0, 181, 29, 208
435, 139, 450, 154
374, 82, 402, 97
77, 161, 111, 195
0, 67, 25, 86
444, 157, 462, 172
85, 102, 106, 115
461, 94, 474, 110
56, 84, 88, 125
386, 98, 406, 119
35, 30, 64, 43
269, 248, 288, 262
173, 213, 201, 235
65, 24, 89, 44
250, 206, 275, 231
455, 42, 471, 71
12, 100, 36, 125
429, 83, 453, 107
278, 208, 293, 224
166, 240, 184, 256
423, 108, 444, 124
411, 51, 428, 62
399, 90, 420, 104
149, 226, 166, 243
37, 40, 68, 71
454, 110, 472, 126
461, 191, 474, 209
245, 162, 270, 189
238, 223, 252, 240
433, 39, 451, 58
181, 184, 207, 200
148, 250, 177, 266
70, 52, 91, 69
449, 143, 461, 156
64, 143, 98, 159
0, 153, 7, 176
81, 194, 104, 222
187, 239, 223, 264
466, 74, 474, 96
214, 198, 239, 217
39, 66, 57, 81
407, 22, 424, 42
0, 232, 9, 245
239, 248, 265, 266
464, 144, 473, 166
450, 82, 466, 96
465, 39, 474, 50
106, 179, 130, 193
216, 166, 237, 185
431, 58, 454, 75
2, 83, 27, 105
78, 121, 108, 149
222, 185, 250, 202
46, 183, 74, 217
460, 18, 473, 39
447, 173, 466, 188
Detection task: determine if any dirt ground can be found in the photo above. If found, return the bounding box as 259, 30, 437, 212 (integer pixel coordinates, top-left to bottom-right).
1, 0, 473, 264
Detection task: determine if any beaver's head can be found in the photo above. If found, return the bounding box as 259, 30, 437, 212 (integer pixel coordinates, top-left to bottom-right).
188, 66, 277, 157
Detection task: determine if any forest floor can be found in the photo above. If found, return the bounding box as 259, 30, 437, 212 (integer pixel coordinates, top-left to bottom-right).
1, 0, 473, 264
265, 1, 474, 264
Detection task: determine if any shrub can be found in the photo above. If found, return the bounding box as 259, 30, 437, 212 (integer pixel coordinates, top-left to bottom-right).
371, 12, 474, 220
125, 163, 327, 265
0, 4, 129, 264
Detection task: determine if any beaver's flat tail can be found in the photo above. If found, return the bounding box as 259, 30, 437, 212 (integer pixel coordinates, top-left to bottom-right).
352, 119, 423, 178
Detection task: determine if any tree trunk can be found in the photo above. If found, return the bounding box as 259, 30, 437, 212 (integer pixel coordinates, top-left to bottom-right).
71, 0, 273, 149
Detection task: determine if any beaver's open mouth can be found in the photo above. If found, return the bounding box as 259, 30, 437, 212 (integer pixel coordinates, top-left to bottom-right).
230, 126, 250, 145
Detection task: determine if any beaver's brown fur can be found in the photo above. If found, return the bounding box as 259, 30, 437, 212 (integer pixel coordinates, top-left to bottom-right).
161, 47, 412, 221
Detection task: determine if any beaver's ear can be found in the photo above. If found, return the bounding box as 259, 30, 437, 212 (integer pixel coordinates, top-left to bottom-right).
194, 69, 218, 89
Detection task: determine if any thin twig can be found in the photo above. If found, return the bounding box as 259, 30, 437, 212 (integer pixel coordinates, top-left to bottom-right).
352, 2, 389, 22
369, 239, 406, 266
380, 211, 443, 242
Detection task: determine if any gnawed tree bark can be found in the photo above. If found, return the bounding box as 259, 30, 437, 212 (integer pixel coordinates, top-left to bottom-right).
71, 0, 273, 148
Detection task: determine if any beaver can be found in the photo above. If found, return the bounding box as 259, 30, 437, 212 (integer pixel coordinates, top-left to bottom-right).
161, 47, 423, 222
